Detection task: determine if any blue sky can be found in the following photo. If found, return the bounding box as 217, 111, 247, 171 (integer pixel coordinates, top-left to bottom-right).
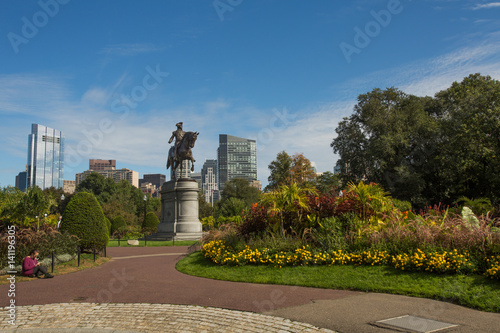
1, 0, 500, 188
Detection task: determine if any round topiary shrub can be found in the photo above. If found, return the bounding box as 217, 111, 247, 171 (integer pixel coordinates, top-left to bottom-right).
142, 212, 160, 233
60, 192, 109, 251
111, 216, 127, 235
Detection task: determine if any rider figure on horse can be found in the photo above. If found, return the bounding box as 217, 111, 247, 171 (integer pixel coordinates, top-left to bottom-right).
168, 122, 185, 163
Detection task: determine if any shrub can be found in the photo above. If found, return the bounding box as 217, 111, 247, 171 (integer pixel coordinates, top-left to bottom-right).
60, 192, 109, 251
111, 216, 127, 234
142, 212, 159, 233
239, 203, 269, 237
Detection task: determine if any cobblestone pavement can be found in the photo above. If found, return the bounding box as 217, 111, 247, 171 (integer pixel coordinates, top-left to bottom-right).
1, 303, 335, 333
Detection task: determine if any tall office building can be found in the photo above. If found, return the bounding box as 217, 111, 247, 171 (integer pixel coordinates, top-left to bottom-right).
15, 170, 27, 191
139, 174, 166, 189
27, 124, 64, 190
217, 134, 257, 190
201, 159, 219, 204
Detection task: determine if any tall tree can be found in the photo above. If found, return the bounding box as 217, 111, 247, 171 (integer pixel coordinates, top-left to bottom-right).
290, 153, 317, 185
432, 74, 500, 204
331, 74, 500, 207
220, 178, 261, 206
331, 87, 438, 207
266, 151, 292, 191
315, 171, 341, 194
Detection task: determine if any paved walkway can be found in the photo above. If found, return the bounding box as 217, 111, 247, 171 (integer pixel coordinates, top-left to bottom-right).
1, 246, 499, 332
1, 303, 333, 332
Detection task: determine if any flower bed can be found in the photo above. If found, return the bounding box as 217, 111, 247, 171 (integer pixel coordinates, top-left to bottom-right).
202, 240, 499, 279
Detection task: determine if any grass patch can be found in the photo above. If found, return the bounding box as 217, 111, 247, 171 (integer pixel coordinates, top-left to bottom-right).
176, 251, 500, 313
0, 255, 111, 285
107, 240, 199, 247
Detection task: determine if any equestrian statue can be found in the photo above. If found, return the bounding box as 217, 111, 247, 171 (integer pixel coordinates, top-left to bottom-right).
166, 122, 199, 179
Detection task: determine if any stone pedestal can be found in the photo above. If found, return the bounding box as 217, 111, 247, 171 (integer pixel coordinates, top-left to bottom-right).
150, 179, 202, 241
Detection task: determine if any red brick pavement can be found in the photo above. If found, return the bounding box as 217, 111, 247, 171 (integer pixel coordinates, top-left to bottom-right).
1, 246, 360, 313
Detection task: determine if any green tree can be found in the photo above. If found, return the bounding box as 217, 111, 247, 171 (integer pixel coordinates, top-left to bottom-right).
111, 216, 127, 235
266, 151, 292, 191
76, 172, 116, 204
331, 87, 438, 207
432, 74, 500, 204
60, 192, 108, 250
0, 186, 26, 225
142, 212, 160, 233
315, 171, 341, 194
220, 178, 261, 207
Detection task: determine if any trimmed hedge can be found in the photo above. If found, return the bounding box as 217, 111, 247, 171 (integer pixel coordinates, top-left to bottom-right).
142, 212, 160, 232
60, 192, 109, 250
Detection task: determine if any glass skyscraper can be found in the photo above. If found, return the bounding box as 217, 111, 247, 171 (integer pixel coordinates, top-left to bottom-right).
217, 134, 257, 190
27, 124, 64, 190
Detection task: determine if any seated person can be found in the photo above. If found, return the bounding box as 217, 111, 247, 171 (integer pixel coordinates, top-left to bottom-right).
22, 250, 54, 279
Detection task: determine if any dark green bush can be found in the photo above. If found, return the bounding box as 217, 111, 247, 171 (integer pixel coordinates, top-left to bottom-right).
111, 216, 127, 234
142, 212, 159, 232
60, 192, 109, 251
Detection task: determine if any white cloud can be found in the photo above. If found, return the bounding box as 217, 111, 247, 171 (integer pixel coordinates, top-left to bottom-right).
472, 2, 500, 10
333, 34, 500, 98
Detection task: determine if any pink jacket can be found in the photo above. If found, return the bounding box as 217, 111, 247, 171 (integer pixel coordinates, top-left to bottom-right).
22, 256, 37, 276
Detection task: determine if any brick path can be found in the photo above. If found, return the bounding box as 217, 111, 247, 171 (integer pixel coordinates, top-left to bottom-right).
1, 303, 334, 332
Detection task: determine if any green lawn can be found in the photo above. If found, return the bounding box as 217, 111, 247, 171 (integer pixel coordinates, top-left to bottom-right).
107, 239, 199, 247
176, 251, 500, 313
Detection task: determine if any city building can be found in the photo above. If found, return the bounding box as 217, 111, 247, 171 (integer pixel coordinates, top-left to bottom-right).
89, 159, 116, 171
15, 170, 27, 191
191, 172, 202, 186
140, 182, 158, 197
139, 174, 166, 189
27, 124, 64, 190
217, 134, 257, 190
172, 160, 192, 179
76, 168, 139, 187
201, 159, 219, 204
249, 180, 262, 192
63, 180, 76, 194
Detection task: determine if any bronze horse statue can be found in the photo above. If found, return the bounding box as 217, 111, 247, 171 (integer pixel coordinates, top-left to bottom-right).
166, 131, 199, 179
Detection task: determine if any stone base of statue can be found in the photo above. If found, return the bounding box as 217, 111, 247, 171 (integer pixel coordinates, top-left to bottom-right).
148, 178, 203, 241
